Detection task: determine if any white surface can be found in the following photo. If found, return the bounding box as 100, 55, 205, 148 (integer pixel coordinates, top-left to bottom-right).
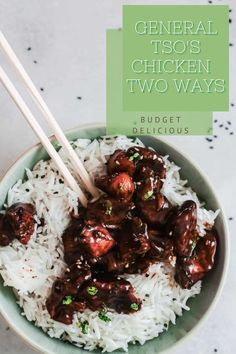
0, 0, 235, 353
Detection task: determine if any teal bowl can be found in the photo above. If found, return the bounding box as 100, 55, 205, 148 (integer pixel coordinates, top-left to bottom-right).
0, 124, 229, 354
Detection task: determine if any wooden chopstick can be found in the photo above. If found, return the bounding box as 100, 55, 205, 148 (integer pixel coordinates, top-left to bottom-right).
0, 66, 88, 207
0, 31, 99, 199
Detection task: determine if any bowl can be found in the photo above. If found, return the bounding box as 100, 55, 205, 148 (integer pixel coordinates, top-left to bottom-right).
0, 123, 229, 354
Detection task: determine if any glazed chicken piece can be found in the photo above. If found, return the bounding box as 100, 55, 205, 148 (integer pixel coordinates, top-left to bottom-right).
86, 196, 134, 228
135, 175, 162, 201
133, 164, 157, 182
78, 277, 141, 314
127, 146, 166, 180
96, 172, 135, 201
101, 218, 151, 275
6, 203, 36, 244
148, 229, 175, 263
101, 249, 126, 274
0, 214, 15, 246
136, 193, 172, 226
167, 200, 198, 257
62, 217, 85, 265
80, 220, 116, 257
175, 230, 217, 289
118, 217, 150, 264
107, 149, 136, 176
0, 203, 36, 245
46, 262, 91, 324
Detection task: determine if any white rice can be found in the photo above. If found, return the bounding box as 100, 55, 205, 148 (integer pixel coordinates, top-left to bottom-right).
0, 136, 218, 352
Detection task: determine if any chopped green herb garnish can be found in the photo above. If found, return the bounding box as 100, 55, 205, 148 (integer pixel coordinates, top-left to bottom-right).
144, 190, 153, 200
87, 286, 98, 296
62, 295, 73, 305
77, 320, 89, 334
129, 152, 140, 161
130, 303, 139, 311
98, 303, 111, 322
98, 312, 111, 322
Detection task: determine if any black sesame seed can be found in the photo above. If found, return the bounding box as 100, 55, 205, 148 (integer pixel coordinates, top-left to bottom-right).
227, 121, 231, 125
225, 127, 229, 130
229, 43, 233, 47
40, 218, 45, 226
40, 87, 44, 92
41, 175, 45, 179
214, 119, 218, 123
53, 191, 58, 194
33, 60, 38, 64
25, 188, 30, 192
208, 0, 212, 3
229, 19, 232, 23
35, 174, 39, 178
229, 217, 233, 221
231, 103, 234, 107
214, 349, 218, 353
5, 326, 10, 331
77, 96, 82, 100
209, 146, 214, 149
27, 47, 31, 51
59, 178, 64, 184
219, 124, 224, 128
206, 138, 213, 142
214, 135, 218, 138
230, 132, 234, 135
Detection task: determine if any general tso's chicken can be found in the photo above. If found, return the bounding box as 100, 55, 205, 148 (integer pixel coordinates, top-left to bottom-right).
101, 249, 126, 274
107, 146, 166, 182
175, 230, 217, 289
107, 149, 136, 176
80, 220, 116, 257
136, 193, 172, 226
78, 277, 141, 314
127, 146, 166, 180
167, 200, 198, 257
46, 145, 219, 324
87, 196, 134, 228
0, 214, 15, 246
148, 229, 175, 263
0, 203, 35, 246
135, 175, 162, 201
96, 172, 135, 201
6, 203, 36, 244
62, 217, 84, 265
118, 217, 150, 264
46, 261, 91, 324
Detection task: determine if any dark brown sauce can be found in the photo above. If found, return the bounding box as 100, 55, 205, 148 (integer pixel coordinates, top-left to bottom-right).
0, 146, 217, 325
46, 146, 218, 324
0, 203, 35, 246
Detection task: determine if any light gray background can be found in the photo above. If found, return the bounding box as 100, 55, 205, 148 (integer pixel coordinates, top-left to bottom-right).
0, 0, 235, 353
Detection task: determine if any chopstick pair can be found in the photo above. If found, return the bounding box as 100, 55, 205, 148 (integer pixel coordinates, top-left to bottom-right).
0, 31, 99, 207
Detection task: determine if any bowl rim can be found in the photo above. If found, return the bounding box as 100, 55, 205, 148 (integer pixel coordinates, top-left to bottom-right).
0, 122, 230, 354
